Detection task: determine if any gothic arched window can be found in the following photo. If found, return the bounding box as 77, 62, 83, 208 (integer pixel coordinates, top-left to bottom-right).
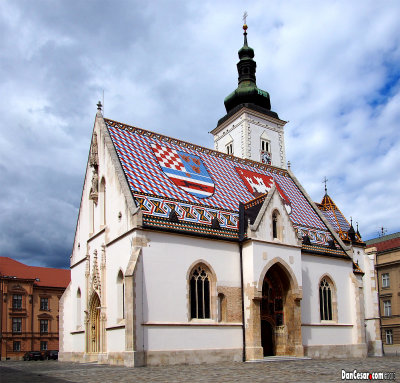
100, 178, 106, 226
76, 288, 81, 328
319, 278, 333, 321
190, 265, 211, 319
117, 270, 124, 320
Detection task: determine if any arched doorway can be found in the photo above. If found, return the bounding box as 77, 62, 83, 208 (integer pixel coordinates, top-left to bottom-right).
88, 293, 100, 353
260, 263, 290, 356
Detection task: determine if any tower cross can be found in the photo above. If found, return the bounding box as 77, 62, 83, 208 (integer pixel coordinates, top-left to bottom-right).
322, 176, 328, 194
243, 11, 248, 25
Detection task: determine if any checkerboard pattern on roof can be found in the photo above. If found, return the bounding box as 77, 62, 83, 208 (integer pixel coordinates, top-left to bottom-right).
322, 210, 350, 233
106, 120, 328, 233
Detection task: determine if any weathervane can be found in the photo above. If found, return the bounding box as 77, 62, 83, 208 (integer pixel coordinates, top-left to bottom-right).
322, 176, 328, 194
243, 11, 248, 25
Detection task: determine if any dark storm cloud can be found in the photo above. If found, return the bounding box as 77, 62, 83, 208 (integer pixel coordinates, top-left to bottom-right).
0, 0, 400, 269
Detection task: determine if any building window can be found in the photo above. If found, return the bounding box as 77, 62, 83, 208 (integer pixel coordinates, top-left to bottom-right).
190, 265, 211, 319
383, 300, 391, 317
40, 297, 49, 311
319, 278, 333, 321
260, 138, 271, 164
76, 288, 82, 327
261, 139, 270, 153
40, 319, 49, 334
382, 273, 390, 288
385, 329, 393, 345
13, 341, 21, 352
12, 294, 22, 309
12, 318, 22, 333
226, 142, 233, 155
272, 211, 278, 239
100, 177, 106, 226
117, 270, 125, 320
40, 341, 48, 351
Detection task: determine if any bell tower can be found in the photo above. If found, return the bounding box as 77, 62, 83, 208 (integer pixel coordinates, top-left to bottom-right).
211, 20, 287, 168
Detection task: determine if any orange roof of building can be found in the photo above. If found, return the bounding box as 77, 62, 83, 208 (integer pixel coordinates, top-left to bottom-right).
316, 194, 362, 243
0, 257, 70, 288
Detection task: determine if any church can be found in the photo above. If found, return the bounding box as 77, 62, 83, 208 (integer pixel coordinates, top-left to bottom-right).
59, 23, 382, 366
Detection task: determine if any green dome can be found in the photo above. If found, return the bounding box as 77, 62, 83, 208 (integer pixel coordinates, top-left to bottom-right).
223, 29, 277, 117
238, 44, 254, 59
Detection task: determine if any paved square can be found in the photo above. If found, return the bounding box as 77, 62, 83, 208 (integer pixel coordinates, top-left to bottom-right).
0, 356, 399, 383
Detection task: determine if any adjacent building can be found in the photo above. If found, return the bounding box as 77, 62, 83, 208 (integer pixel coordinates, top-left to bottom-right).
59, 24, 381, 366
0, 257, 70, 360
366, 232, 400, 355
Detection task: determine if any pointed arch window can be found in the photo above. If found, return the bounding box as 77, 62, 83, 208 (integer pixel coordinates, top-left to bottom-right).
190, 265, 211, 319
117, 270, 125, 320
226, 142, 233, 155
272, 212, 278, 239
272, 210, 282, 241
100, 178, 106, 226
319, 278, 333, 321
76, 288, 82, 327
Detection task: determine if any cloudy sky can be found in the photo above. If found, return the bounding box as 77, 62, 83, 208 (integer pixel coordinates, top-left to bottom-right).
1, 1, 399, 269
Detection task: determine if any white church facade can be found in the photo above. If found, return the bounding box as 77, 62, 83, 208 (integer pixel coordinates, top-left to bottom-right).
59, 25, 382, 366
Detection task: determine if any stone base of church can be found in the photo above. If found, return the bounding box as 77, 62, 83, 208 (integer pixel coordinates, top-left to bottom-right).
303, 343, 367, 359
59, 349, 242, 366
245, 346, 263, 361
58, 351, 85, 362
144, 348, 243, 366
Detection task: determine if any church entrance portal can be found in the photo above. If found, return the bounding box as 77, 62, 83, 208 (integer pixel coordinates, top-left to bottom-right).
88, 293, 100, 353
260, 263, 289, 356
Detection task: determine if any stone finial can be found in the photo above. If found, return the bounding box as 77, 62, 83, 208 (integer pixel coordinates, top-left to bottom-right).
97, 101, 102, 111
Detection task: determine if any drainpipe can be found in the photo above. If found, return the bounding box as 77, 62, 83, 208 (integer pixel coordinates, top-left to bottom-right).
239, 203, 246, 362
374, 252, 384, 356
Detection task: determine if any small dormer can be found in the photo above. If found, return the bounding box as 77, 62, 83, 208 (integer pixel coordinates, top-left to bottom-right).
241, 185, 299, 246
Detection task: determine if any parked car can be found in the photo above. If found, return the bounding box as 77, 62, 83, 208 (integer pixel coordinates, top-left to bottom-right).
44, 350, 58, 360
23, 351, 43, 361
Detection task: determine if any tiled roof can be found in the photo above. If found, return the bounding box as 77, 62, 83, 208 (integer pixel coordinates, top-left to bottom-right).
365, 233, 400, 252
316, 194, 362, 244
0, 257, 70, 288
105, 119, 343, 250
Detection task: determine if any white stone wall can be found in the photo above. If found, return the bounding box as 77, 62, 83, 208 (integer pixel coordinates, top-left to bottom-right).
301, 254, 355, 346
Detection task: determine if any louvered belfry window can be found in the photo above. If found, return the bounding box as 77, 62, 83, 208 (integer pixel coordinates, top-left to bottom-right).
190, 265, 211, 319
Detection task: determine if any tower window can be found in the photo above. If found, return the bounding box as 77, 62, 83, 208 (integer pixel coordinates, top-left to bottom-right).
261, 139, 270, 152
226, 142, 233, 155
260, 138, 271, 164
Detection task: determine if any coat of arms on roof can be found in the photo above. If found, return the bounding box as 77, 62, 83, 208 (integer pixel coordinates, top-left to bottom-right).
151, 143, 215, 199
235, 167, 292, 214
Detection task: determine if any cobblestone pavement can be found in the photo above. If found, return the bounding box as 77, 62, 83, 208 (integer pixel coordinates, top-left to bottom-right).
0, 356, 399, 383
